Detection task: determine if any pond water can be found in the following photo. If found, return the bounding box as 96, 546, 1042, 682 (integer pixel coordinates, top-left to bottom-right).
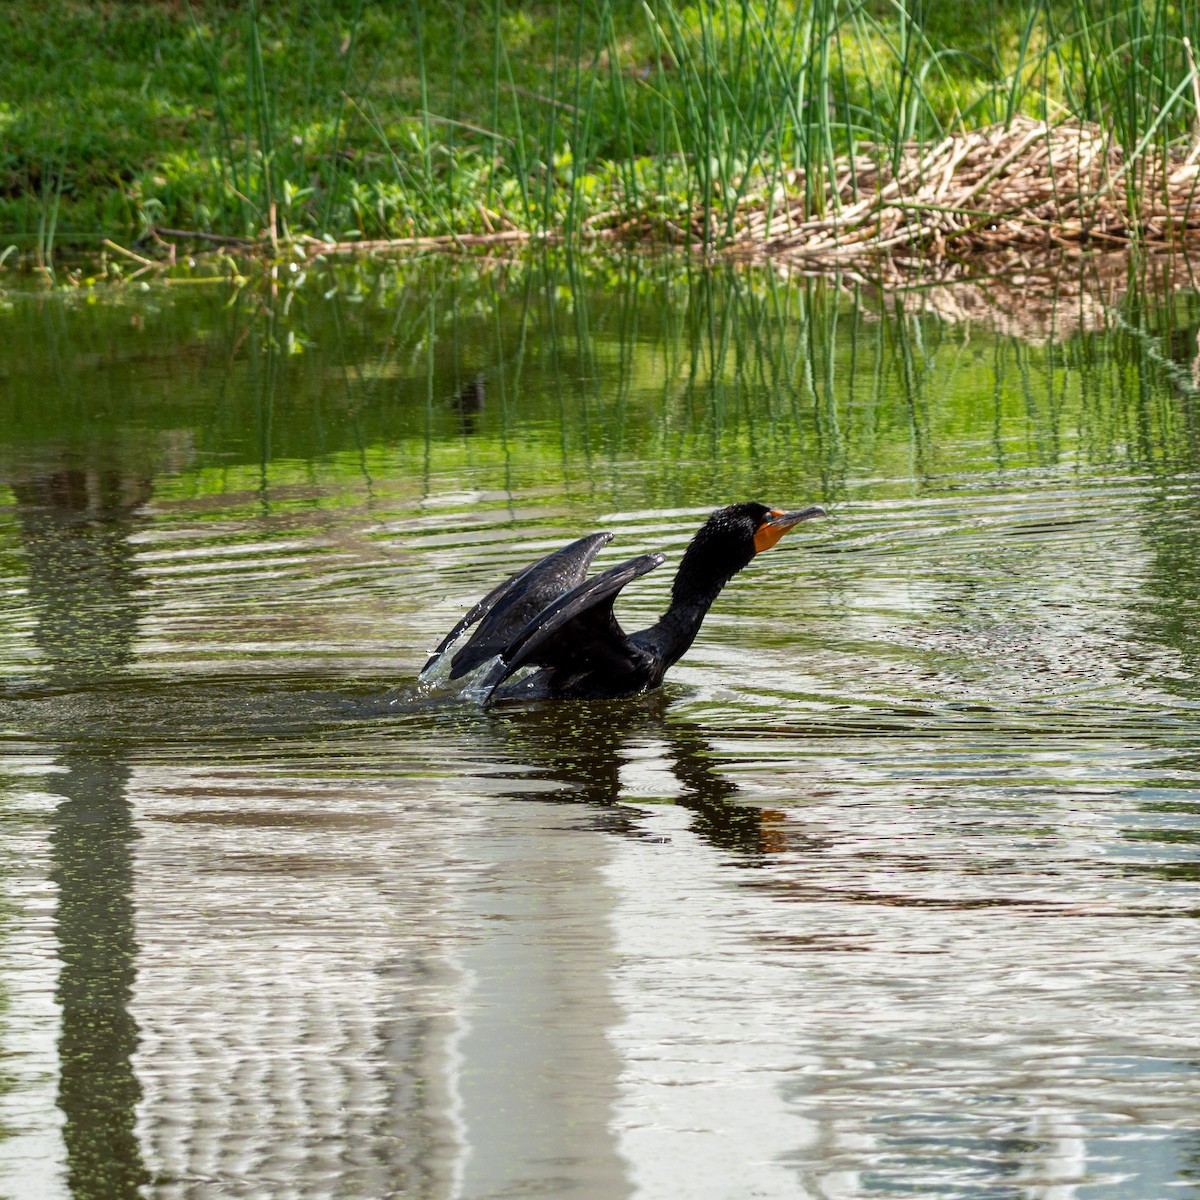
1, 254, 1200, 1199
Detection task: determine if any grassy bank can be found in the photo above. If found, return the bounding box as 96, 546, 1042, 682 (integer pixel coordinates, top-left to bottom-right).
3, 0, 1200, 263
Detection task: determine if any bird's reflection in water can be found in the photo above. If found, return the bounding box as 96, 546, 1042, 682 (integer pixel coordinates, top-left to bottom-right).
483, 690, 785, 861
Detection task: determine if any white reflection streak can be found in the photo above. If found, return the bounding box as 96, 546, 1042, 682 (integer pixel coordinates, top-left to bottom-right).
1020, 1112, 1087, 1200
0, 775, 69, 1200
442, 963, 469, 1200
605, 801, 817, 1200
451, 800, 629, 1200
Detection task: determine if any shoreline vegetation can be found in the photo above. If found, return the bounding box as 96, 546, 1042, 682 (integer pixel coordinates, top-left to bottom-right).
4, 1, 1200, 276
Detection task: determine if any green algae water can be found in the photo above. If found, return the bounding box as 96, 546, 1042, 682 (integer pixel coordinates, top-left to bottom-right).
2, 254, 1200, 1199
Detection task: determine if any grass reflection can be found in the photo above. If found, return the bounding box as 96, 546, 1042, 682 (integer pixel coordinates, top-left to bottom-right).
2, 255, 1199, 515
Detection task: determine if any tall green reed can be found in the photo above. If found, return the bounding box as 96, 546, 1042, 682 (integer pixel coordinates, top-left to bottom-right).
35, 149, 67, 274
129, 0, 1200, 249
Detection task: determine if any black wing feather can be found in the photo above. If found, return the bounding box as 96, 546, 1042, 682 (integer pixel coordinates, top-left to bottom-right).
474, 552, 666, 702
421, 532, 612, 678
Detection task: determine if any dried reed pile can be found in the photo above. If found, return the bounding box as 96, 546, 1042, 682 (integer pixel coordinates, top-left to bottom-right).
724, 116, 1200, 263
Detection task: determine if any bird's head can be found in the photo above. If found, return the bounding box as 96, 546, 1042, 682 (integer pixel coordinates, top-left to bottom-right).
674, 501, 826, 597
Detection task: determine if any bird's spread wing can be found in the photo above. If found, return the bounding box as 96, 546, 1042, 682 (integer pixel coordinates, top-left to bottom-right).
474, 552, 666, 701
421, 532, 612, 679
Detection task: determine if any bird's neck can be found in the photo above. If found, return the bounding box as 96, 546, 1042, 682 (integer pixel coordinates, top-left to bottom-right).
639, 569, 736, 671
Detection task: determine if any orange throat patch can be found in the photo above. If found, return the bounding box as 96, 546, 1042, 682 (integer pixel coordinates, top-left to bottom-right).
753, 511, 788, 553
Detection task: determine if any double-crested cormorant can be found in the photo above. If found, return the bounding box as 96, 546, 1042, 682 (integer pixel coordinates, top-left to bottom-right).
423, 501, 826, 703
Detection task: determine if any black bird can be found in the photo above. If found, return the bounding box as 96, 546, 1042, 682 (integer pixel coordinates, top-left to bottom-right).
422, 501, 826, 703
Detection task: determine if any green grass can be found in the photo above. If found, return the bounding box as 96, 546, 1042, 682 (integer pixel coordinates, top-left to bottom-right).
1, 0, 1198, 255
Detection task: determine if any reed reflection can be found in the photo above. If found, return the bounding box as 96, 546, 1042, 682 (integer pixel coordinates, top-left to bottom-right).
1122, 481, 1200, 888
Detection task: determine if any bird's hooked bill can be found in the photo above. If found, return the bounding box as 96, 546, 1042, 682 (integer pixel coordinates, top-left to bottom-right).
753, 505, 827, 553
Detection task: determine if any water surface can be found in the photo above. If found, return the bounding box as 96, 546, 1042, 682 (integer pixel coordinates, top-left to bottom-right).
2, 256, 1200, 1198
